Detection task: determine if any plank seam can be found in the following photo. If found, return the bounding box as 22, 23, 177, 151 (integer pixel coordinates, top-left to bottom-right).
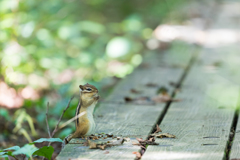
225, 90, 240, 160
150, 46, 200, 134
139, 46, 200, 158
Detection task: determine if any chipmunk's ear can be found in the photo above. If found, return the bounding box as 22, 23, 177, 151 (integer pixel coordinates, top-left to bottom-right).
79, 85, 84, 90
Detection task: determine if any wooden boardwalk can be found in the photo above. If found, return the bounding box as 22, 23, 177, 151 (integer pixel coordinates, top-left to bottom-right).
57, 1, 240, 159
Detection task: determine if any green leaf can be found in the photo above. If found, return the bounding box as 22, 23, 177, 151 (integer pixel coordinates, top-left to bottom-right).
33, 146, 54, 160
0, 151, 16, 158
13, 144, 38, 157
0, 146, 20, 158
3, 146, 20, 151
0, 152, 7, 158
32, 138, 63, 144
0, 108, 10, 120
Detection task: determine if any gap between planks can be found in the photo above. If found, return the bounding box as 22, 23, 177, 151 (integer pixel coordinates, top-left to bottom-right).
227, 90, 240, 160
151, 46, 200, 134
139, 46, 200, 158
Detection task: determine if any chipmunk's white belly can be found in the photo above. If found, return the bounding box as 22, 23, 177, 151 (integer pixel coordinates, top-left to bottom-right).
86, 102, 97, 135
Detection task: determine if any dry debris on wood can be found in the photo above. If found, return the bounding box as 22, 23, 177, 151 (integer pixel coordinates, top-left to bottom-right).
154, 124, 162, 133
169, 81, 178, 87
87, 138, 124, 150
132, 135, 158, 160
132, 125, 176, 160
124, 94, 180, 104
124, 97, 133, 102
124, 96, 154, 105
132, 151, 142, 160
123, 137, 131, 142
156, 86, 168, 94
151, 93, 181, 103
150, 133, 176, 138
124, 86, 181, 104
152, 87, 181, 103
72, 133, 125, 150
133, 137, 159, 146
88, 140, 97, 149
130, 89, 142, 94
81, 133, 118, 140
145, 83, 158, 87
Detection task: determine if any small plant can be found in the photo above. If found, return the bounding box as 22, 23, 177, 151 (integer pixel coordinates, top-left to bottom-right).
0, 138, 62, 160
13, 109, 38, 143
0, 96, 74, 160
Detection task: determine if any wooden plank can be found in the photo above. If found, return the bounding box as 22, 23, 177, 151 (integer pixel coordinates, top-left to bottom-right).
209, 1, 240, 158
220, 45, 240, 159
143, 0, 240, 158
57, 42, 193, 160
142, 46, 240, 160
230, 114, 240, 159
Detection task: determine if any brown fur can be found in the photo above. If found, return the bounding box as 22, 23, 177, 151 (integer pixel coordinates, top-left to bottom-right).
73, 107, 90, 136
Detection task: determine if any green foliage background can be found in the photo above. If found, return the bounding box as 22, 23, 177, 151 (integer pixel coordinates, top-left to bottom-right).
0, 0, 187, 146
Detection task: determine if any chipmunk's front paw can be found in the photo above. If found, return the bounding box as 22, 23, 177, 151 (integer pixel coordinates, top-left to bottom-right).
62, 134, 73, 149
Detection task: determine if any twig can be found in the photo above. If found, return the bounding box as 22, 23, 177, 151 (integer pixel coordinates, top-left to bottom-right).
51, 95, 74, 137
45, 102, 52, 138
58, 111, 86, 130
42, 96, 75, 160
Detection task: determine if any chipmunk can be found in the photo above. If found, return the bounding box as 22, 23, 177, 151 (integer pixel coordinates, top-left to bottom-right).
64, 83, 99, 144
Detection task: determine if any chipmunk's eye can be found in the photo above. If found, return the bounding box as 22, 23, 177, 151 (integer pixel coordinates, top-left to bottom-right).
86, 88, 92, 91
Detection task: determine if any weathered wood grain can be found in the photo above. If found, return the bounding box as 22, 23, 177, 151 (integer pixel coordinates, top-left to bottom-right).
142, 47, 240, 160
142, 0, 240, 159
220, 45, 240, 159
210, 1, 240, 158
57, 43, 193, 160
231, 123, 240, 159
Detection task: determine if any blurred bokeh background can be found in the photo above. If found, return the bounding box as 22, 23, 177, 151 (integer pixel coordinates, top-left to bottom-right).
0, 0, 192, 149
